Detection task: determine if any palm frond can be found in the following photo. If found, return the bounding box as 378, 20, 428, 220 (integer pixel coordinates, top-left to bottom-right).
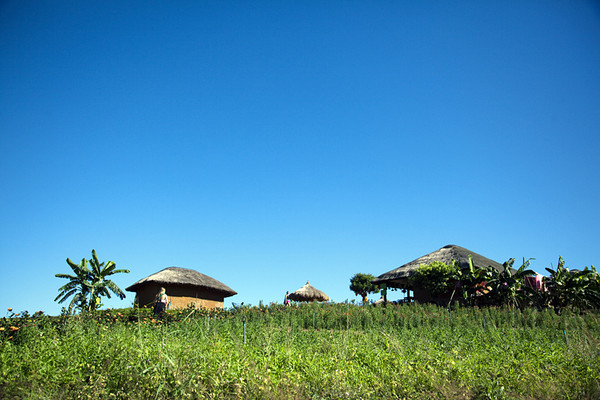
55, 288, 77, 303
102, 261, 116, 274
110, 268, 130, 275
55, 273, 77, 280
106, 280, 126, 299
66, 257, 82, 270
91, 249, 101, 268
56, 249, 129, 313
56, 282, 80, 293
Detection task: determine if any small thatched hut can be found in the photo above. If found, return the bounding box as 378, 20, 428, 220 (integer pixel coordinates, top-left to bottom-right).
372, 244, 505, 303
288, 281, 330, 302
126, 267, 237, 309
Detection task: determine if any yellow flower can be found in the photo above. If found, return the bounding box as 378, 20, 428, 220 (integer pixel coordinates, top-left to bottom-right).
9, 326, 19, 331
0, 327, 4, 331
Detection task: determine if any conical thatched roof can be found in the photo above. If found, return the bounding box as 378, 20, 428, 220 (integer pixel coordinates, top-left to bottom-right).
372, 244, 504, 286
126, 267, 237, 297
288, 281, 330, 302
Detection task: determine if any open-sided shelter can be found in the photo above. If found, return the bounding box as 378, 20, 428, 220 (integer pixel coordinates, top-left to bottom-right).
288, 281, 330, 302
372, 244, 505, 303
126, 267, 237, 309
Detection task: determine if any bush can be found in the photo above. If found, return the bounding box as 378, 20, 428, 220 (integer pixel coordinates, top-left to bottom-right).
409, 261, 459, 298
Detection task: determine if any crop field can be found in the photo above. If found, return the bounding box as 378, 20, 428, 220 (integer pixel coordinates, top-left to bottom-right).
1, 303, 599, 399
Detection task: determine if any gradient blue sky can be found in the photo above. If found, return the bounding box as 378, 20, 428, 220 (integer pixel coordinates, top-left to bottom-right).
1, 1, 599, 315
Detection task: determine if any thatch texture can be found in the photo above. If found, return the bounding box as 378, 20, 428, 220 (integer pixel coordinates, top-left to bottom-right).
372, 244, 504, 287
288, 281, 330, 302
126, 267, 237, 296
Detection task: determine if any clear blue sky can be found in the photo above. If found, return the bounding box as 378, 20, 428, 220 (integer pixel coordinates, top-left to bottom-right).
1, 1, 599, 315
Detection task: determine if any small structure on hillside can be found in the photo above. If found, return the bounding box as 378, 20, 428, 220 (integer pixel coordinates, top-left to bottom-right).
126, 267, 237, 309
372, 244, 505, 304
288, 281, 330, 302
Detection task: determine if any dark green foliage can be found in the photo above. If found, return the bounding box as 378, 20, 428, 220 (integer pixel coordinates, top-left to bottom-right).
451, 255, 492, 306
410, 261, 460, 298
349, 273, 380, 303
544, 257, 600, 311
54, 257, 91, 311
55, 249, 130, 313
484, 258, 536, 309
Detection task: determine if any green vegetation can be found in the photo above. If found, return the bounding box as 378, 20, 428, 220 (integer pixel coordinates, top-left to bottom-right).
452, 255, 490, 306
410, 257, 600, 311
349, 273, 380, 303
409, 261, 459, 299
544, 257, 600, 311
2, 304, 599, 399
55, 249, 130, 313
484, 258, 536, 309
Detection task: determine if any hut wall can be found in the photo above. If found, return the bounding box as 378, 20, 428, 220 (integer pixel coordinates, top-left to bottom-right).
413, 286, 456, 306
413, 287, 432, 304
135, 284, 225, 310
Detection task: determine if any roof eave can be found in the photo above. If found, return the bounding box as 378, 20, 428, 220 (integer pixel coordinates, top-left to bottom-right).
126, 281, 237, 297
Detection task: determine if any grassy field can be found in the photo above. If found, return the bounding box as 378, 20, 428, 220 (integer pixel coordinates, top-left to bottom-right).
1, 303, 599, 399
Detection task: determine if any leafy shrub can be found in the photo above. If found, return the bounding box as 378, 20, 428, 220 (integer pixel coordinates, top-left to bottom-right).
409, 261, 460, 298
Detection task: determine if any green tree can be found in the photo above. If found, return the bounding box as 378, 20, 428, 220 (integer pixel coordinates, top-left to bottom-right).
349, 273, 380, 303
409, 261, 460, 300
55, 249, 130, 313
54, 256, 91, 312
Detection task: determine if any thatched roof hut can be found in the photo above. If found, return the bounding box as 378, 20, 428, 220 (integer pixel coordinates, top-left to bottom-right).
288, 281, 330, 302
126, 267, 237, 309
373, 244, 503, 287
372, 244, 505, 303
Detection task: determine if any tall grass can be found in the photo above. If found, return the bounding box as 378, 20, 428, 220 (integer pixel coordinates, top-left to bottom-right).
1, 303, 599, 399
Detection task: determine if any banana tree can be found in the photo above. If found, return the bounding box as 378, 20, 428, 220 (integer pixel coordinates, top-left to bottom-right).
55, 257, 93, 312
545, 257, 600, 311
456, 255, 493, 306
55, 249, 129, 313
485, 258, 536, 309
86, 249, 130, 311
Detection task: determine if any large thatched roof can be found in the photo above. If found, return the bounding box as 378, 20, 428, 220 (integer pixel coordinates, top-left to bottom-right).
372, 244, 504, 286
288, 281, 330, 302
126, 267, 237, 297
